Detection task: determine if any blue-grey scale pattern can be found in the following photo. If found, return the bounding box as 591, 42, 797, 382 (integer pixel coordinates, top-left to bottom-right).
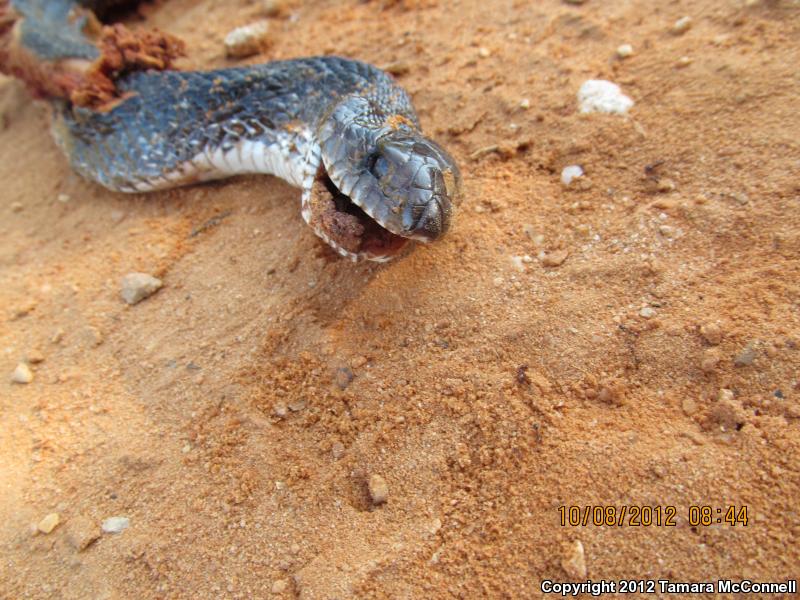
7, 0, 461, 259
58, 58, 418, 191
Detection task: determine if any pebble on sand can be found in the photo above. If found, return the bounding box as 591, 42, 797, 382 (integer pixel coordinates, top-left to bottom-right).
368, 474, 389, 505
577, 80, 634, 115
37, 513, 60, 534
561, 540, 587, 578
671, 16, 692, 35
639, 306, 656, 319
616, 43, 634, 58
734, 343, 757, 367
224, 21, 270, 58
541, 249, 568, 267
120, 273, 163, 305
272, 579, 289, 594
101, 516, 130, 534
561, 165, 584, 185
11, 362, 33, 384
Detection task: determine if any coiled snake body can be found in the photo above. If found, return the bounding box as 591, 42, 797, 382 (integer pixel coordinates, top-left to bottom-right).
1, 0, 460, 261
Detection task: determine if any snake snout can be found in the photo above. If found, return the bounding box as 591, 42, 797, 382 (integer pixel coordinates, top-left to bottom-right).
411, 196, 451, 241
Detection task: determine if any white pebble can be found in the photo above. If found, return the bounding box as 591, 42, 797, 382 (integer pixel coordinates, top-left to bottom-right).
639, 306, 657, 319
101, 516, 129, 534
561, 165, 584, 185
577, 80, 634, 115
478, 47, 491, 58
11, 363, 33, 384
120, 273, 163, 305
224, 21, 270, 58
616, 44, 634, 58
519, 98, 530, 109
671, 16, 692, 35
57, 193, 70, 203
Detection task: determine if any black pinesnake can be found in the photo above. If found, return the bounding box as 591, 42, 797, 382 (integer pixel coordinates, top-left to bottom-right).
0, 0, 461, 261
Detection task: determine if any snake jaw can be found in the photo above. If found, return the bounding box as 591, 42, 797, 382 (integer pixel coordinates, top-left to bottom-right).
302, 161, 410, 262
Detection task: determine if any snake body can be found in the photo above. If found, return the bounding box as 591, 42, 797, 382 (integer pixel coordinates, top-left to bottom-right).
2, 0, 461, 261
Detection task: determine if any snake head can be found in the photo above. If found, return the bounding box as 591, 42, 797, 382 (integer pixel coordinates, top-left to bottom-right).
308, 97, 460, 261
364, 131, 460, 242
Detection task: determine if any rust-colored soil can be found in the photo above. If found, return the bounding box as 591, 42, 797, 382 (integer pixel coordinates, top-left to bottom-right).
1, 1, 799, 598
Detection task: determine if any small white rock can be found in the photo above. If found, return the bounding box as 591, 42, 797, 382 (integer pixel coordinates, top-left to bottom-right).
510, 256, 526, 272
671, 16, 692, 35
519, 98, 530, 109
639, 306, 657, 319
101, 516, 129, 534
561, 165, 584, 185
57, 193, 70, 203
577, 80, 634, 115
11, 363, 33, 384
478, 47, 491, 58
120, 273, 162, 305
225, 21, 270, 58
616, 43, 634, 58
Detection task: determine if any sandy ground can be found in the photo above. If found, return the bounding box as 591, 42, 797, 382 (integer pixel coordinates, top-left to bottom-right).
1, 0, 799, 598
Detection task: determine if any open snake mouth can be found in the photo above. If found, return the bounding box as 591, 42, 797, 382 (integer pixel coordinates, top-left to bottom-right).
306, 167, 409, 261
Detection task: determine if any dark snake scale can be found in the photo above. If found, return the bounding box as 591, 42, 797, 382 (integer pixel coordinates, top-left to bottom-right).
3, 0, 461, 261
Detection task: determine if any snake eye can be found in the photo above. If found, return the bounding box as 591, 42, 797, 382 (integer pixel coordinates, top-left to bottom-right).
367, 154, 389, 179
